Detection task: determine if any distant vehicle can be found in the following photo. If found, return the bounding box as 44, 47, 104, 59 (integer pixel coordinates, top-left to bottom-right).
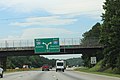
0, 67, 3, 78
49, 66, 52, 69
67, 65, 72, 68
64, 61, 66, 69
23, 65, 29, 68
15, 67, 19, 69
56, 60, 65, 72
42, 64, 49, 71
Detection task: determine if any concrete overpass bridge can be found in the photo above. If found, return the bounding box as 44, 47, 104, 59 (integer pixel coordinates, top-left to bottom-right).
0, 38, 104, 70
0, 38, 103, 56
0, 45, 103, 56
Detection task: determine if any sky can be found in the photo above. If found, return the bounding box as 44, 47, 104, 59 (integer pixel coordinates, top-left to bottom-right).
0, 0, 104, 59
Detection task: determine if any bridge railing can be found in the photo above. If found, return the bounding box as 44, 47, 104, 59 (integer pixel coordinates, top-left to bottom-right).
60, 38, 81, 45
0, 40, 34, 48
0, 38, 103, 50
0, 38, 81, 48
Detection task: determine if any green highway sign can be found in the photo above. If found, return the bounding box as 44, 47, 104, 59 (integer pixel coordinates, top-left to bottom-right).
34, 38, 60, 53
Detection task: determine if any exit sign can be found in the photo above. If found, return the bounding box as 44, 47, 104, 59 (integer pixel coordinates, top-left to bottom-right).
34, 38, 60, 53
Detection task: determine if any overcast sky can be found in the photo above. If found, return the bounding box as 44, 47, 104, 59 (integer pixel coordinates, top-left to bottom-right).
0, 0, 104, 59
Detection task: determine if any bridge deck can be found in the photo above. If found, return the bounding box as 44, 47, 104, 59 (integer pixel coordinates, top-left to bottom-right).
0, 45, 103, 51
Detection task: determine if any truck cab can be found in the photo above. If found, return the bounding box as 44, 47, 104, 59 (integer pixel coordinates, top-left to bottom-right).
56, 60, 65, 72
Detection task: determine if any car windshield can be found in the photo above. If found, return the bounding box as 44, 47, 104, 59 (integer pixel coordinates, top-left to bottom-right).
57, 63, 63, 66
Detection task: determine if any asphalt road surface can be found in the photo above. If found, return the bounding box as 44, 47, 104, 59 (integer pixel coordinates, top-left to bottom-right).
1, 69, 120, 80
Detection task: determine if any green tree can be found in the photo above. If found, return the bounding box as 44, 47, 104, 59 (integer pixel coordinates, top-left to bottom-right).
7, 56, 55, 69
66, 58, 83, 67
81, 22, 103, 67
81, 22, 101, 46
101, 0, 120, 71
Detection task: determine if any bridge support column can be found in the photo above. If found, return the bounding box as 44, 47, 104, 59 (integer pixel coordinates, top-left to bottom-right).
0, 56, 7, 71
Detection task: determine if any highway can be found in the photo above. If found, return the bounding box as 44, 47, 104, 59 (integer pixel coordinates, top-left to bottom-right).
1, 69, 120, 80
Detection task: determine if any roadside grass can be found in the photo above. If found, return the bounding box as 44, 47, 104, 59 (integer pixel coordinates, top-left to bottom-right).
5, 68, 41, 73
75, 61, 120, 78
75, 67, 120, 78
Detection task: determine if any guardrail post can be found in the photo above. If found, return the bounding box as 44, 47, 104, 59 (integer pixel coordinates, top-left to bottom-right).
5, 40, 8, 48
0, 43, 2, 48
64, 38, 65, 53
75, 40, 76, 45
13, 40, 14, 48
72, 38, 73, 45
20, 40, 21, 47
26, 40, 29, 47
79, 38, 81, 45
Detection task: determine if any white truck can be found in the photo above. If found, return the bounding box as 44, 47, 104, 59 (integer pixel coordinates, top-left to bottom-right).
56, 60, 65, 72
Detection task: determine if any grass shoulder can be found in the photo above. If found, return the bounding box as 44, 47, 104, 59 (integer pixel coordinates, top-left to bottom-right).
75, 67, 120, 78
4, 68, 41, 73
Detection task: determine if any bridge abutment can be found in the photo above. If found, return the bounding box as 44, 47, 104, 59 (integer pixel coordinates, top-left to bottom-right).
0, 56, 7, 71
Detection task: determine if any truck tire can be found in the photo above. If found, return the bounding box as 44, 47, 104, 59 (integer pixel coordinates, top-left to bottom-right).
56, 69, 57, 72
0, 74, 3, 78
1, 74, 3, 78
62, 69, 64, 72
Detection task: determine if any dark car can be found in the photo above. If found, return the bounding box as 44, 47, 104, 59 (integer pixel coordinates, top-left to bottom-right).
49, 65, 52, 69
42, 64, 49, 71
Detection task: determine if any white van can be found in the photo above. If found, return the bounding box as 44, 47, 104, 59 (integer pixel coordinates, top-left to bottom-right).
56, 60, 65, 72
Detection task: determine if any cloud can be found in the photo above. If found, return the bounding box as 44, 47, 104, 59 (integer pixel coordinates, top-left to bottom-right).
10, 16, 77, 26
0, 0, 104, 16
2, 28, 80, 40
21, 28, 79, 39
0, 28, 80, 47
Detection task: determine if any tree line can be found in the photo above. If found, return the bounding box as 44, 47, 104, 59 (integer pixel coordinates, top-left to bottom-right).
81, 0, 120, 74
7, 56, 83, 69
7, 56, 56, 69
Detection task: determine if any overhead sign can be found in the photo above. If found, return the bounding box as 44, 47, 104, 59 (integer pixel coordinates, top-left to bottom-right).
91, 57, 97, 64
34, 38, 60, 53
